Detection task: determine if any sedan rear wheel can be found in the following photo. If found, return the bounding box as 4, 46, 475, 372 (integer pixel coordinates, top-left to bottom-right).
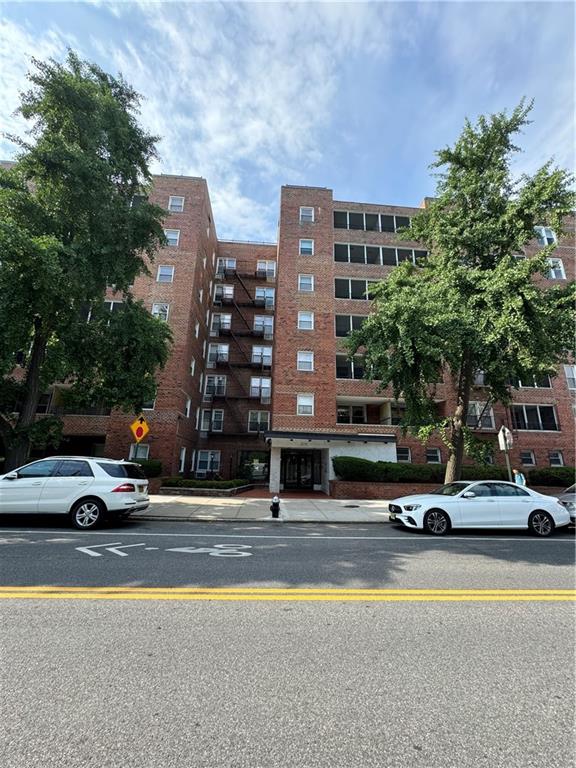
71, 499, 105, 530
423, 509, 450, 536
528, 510, 554, 537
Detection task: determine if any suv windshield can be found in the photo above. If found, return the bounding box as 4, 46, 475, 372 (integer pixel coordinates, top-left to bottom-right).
430, 482, 469, 496
97, 462, 147, 480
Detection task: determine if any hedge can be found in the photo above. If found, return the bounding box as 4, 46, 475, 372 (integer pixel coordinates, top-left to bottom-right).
161, 477, 247, 489
133, 459, 163, 478
527, 467, 575, 487
332, 456, 534, 484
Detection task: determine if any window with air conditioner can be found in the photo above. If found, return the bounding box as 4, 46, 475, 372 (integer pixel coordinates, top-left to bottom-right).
250, 377, 271, 400
299, 207, 314, 224
248, 411, 270, 432
254, 316, 274, 336
151, 303, 169, 321
255, 287, 275, 308
211, 314, 232, 335
208, 344, 229, 364
252, 346, 273, 367
216, 258, 236, 276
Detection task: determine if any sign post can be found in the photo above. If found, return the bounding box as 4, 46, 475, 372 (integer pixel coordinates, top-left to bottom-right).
498, 425, 514, 482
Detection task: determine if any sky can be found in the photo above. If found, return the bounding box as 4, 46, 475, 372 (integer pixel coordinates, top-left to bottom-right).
0, 1, 574, 242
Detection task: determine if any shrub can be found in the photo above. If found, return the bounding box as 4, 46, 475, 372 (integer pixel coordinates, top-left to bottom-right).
133, 459, 163, 478
527, 467, 575, 488
332, 457, 513, 484
161, 477, 248, 489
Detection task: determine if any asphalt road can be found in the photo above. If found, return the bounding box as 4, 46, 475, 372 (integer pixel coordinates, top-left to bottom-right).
1, 518, 574, 768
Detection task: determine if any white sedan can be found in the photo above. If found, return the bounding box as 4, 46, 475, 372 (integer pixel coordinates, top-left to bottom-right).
388, 480, 571, 537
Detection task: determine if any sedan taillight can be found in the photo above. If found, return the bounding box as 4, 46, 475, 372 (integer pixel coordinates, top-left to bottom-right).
111, 483, 136, 493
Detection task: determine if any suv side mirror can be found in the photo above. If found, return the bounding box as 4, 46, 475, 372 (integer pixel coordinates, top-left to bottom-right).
4, 472, 18, 480
462, 491, 476, 498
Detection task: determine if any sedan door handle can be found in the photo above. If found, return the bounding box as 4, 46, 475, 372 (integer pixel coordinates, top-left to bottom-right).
32, 481, 43, 485
78, 481, 89, 486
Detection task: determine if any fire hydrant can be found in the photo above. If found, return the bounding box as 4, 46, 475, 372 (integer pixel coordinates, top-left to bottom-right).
270, 495, 280, 519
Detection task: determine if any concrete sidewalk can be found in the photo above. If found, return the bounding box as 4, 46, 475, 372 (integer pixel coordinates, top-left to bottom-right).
132, 495, 392, 523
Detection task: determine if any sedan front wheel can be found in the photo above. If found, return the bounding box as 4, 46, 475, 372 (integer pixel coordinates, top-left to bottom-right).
423, 509, 450, 536
528, 510, 554, 537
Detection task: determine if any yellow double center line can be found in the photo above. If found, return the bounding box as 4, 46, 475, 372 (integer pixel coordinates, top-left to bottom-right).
0, 587, 574, 602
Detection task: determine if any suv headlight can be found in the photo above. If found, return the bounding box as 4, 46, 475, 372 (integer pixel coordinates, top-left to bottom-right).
560, 501, 576, 512
403, 504, 422, 511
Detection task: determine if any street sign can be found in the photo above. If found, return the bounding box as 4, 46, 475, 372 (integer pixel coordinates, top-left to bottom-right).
498, 425, 513, 451
130, 415, 149, 443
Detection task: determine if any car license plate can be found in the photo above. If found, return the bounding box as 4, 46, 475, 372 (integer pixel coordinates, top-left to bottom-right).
138, 485, 145, 493
389, 512, 396, 521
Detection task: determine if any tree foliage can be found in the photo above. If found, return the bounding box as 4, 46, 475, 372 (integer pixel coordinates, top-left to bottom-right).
0, 51, 172, 469
349, 100, 575, 482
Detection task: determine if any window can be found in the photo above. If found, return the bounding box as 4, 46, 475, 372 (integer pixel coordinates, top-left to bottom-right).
198, 289, 203, 303
390, 402, 406, 425
216, 257, 236, 276
516, 374, 552, 389
299, 239, 314, 256
199, 373, 203, 393
251, 346, 273, 367
211, 313, 232, 335
534, 226, 557, 246
196, 450, 220, 476
214, 285, 234, 302
335, 354, 364, 380
156, 265, 174, 283
334, 278, 377, 300
250, 377, 271, 400
248, 411, 270, 432
254, 316, 274, 336
546, 258, 565, 279
297, 393, 314, 416
396, 447, 411, 463
297, 351, 314, 371
142, 396, 156, 410
195, 322, 200, 338
179, 447, 187, 474
129, 444, 149, 460
299, 206, 314, 224
190, 358, 196, 377
336, 405, 366, 424
466, 402, 495, 429
520, 450, 536, 466
163, 229, 180, 247
103, 300, 124, 314
184, 397, 192, 418
335, 315, 365, 337
168, 196, 184, 213
511, 404, 559, 431
208, 343, 229, 363
473, 371, 488, 387
195, 407, 200, 429
549, 450, 564, 467
255, 287, 275, 308
205, 375, 226, 396
151, 303, 169, 321
426, 448, 441, 464
17, 459, 59, 478
564, 365, 576, 390
298, 274, 314, 292
51, 459, 90, 477
201, 409, 223, 432
256, 260, 276, 278
333, 211, 411, 232
298, 311, 314, 330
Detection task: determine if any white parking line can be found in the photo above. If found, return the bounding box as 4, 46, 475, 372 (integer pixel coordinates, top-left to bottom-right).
0, 529, 573, 543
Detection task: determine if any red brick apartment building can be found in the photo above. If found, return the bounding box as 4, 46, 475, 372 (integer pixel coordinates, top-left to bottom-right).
37, 176, 575, 492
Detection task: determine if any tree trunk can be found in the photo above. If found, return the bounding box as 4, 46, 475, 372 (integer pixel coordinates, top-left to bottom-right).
444, 355, 474, 484
4, 319, 47, 471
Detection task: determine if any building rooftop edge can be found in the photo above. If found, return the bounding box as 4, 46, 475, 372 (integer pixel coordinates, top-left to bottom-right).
218, 239, 278, 247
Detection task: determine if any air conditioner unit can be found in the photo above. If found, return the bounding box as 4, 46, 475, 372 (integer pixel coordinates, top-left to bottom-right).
207, 360, 216, 369
199, 431, 208, 439
261, 396, 271, 405
263, 331, 273, 340
203, 394, 213, 403
266, 274, 275, 282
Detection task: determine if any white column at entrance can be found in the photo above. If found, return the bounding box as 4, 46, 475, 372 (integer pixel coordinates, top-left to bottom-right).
269, 447, 281, 493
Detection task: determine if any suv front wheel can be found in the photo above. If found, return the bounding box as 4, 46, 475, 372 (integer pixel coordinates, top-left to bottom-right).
71, 498, 105, 530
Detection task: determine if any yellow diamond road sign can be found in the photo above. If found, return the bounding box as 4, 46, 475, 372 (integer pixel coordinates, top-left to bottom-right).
130, 416, 149, 443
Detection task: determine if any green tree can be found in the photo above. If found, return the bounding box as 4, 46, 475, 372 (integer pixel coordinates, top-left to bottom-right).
349, 100, 575, 483
0, 52, 172, 470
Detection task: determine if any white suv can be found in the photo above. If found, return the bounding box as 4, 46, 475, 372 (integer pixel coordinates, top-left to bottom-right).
0, 456, 149, 529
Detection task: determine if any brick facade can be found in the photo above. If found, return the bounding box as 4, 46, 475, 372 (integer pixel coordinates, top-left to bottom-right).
43, 176, 573, 491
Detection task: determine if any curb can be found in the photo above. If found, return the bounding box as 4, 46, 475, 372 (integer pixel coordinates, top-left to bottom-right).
130, 515, 392, 524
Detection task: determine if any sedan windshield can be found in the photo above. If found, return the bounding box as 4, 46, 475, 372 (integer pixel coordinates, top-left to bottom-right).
430, 482, 470, 496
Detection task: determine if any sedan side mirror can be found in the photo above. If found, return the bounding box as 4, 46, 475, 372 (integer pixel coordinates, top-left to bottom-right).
4, 472, 18, 480
462, 491, 476, 498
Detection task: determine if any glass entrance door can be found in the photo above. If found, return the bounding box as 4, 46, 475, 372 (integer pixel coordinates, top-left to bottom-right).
283, 452, 314, 489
